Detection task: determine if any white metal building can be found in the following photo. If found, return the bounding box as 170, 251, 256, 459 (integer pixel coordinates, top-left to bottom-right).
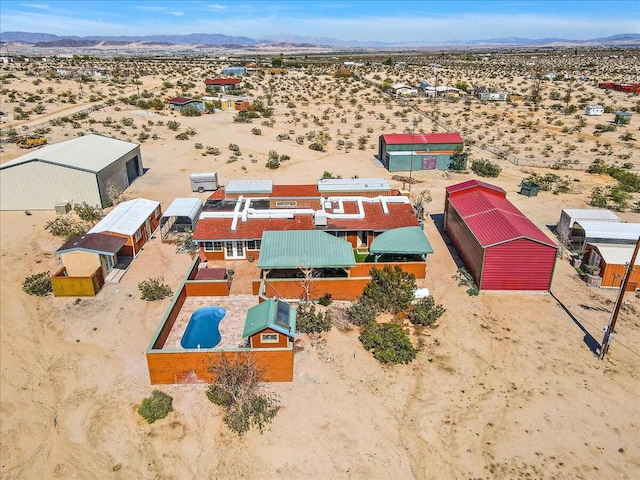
585, 105, 604, 116
557, 208, 621, 238
0, 134, 142, 210
160, 198, 203, 237
573, 221, 640, 248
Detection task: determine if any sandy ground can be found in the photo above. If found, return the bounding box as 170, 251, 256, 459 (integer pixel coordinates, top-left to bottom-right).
1, 55, 640, 479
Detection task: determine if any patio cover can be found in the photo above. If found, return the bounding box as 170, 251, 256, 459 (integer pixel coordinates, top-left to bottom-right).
370, 226, 433, 256
258, 230, 356, 269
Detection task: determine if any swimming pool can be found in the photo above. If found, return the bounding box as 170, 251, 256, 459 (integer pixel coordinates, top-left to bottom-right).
180, 306, 226, 349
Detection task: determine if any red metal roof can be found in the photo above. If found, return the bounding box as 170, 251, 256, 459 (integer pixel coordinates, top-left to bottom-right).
193, 201, 418, 240
167, 96, 193, 104
445, 179, 506, 195
382, 132, 464, 145
448, 189, 556, 247
204, 78, 242, 86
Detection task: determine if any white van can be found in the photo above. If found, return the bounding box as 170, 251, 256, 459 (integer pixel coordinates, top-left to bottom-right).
190, 172, 218, 193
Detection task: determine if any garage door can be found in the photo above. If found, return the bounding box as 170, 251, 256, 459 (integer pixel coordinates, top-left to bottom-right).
126, 157, 140, 184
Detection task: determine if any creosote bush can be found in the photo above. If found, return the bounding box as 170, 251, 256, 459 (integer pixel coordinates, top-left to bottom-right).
296, 301, 332, 334
73, 202, 102, 223
45, 217, 89, 240
138, 390, 174, 424
471, 159, 502, 178
206, 354, 280, 437
359, 322, 417, 364
408, 296, 446, 326
22, 271, 52, 296
138, 277, 172, 301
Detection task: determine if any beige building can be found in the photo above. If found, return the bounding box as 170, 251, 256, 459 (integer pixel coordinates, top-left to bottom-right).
0, 134, 143, 211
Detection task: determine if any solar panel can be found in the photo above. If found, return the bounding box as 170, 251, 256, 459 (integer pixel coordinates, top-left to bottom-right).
275, 301, 290, 328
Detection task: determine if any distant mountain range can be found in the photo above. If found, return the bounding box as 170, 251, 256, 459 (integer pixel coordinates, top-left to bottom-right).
1, 31, 639, 48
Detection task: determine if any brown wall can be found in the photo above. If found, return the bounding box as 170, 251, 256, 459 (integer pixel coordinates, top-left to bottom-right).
146, 349, 294, 384
254, 277, 372, 300
185, 281, 230, 296
250, 328, 289, 348
152, 286, 187, 349
200, 249, 225, 261
601, 263, 640, 289
60, 250, 101, 276
51, 267, 103, 296
350, 262, 426, 279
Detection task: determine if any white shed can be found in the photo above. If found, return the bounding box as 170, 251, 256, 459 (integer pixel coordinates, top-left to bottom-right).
585, 105, 604, 116
0, 134, 142, 210
557, 208, 620, 239
573, 221, 640, 248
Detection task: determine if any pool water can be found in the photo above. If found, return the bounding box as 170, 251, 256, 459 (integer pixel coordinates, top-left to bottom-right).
180, 306, 226, 349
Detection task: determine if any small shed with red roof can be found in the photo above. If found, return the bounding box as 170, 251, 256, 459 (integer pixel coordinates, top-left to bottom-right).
444, 179, 558, 291
378, 132, 464, 172
204, 78, 242, 92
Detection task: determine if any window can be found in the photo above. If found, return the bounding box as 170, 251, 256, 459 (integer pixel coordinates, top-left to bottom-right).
134, 228, 142, 241
203, 241, 222, 252
154, 206, 161, 218
260, 333, 279, 343
247, 239, 261, 250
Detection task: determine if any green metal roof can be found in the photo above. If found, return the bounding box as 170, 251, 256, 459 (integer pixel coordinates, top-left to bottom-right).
242, 298, 296, 338
258, 230, 356, 269
370, 226, 434, 255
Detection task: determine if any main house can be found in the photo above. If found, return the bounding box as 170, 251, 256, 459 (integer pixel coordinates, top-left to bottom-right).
378, 133, 464, 172
193, 178, 434, 300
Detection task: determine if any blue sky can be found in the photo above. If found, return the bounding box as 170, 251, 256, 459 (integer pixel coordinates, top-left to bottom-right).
0, 1, 638, 42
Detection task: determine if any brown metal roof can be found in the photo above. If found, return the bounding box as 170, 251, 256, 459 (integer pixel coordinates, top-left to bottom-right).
56, 233, 126, 255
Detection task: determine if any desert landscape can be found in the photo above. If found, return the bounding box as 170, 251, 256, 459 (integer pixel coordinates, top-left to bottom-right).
1, 47, 640, 479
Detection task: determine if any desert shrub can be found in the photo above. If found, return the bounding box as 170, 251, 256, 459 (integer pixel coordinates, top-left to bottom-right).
359, 322, 417, 364
363, 266, 416, 314
138, 277, 172, 301
138, 390, 174, 424
22, 271, 52, 296
276, 133, 291, 141
44, 217, 88, 240
589, 187, 609, 208
166, 120, 180, 131
265, 157, 280, 169
120, 117, 134, 126
180, 105, 202, 116
318, 293, 332, 306
471, 159, 501, 178
73, 202, 102, 223
453, 267, 479, 296
408, 296, 446, 326
175, 132, 189, 140
251, 127, 262, 135
347, 294, 379, 326
296, 301, 332, 334
308, 142, 323, 151
206, 146, 221, 156
206, 355, 280, 437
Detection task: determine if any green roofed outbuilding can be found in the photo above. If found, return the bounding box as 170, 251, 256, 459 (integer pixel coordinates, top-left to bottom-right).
243, 298, 296, 349
370, 226, 434, 262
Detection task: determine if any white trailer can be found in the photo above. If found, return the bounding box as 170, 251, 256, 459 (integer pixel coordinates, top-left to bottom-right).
190, 172, 218, 193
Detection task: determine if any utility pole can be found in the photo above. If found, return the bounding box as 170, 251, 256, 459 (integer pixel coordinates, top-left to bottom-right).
599, 236, 640, 359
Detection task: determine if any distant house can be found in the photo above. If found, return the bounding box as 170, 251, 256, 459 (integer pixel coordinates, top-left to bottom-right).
478, 92, 508, 101
204, 78, 242, 92
585, 105, 604, 116
222, 66, 246, 76
390, 83, 417, 96
542, 72, 557, 80
507, 93, 524, 101
167, 97, 204, 112
378, 132, 465, 171
244, 63, 261, 72
88, 198, 161, 257
614, 111, 632, 124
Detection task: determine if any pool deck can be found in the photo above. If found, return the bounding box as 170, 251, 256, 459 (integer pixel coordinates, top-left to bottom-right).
163, 294, 258, 351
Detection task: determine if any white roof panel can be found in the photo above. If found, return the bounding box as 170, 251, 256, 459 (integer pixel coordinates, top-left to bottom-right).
225, 179, 273, 194
576, 221, 640, 241
562, 208, 620, 225
0, 134, 138, 173
89, 198, 159, 236
317, 178, 390, 192
590, 243, 640, 266
162, 198, 202, 220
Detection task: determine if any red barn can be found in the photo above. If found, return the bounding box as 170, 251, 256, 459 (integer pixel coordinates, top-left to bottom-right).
444, 180, 558, 291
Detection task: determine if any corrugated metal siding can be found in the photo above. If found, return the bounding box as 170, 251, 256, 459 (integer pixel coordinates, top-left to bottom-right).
482, 239, 557, 290
0, 161, 100, 210
445, 204, 484, 286
96, 147, 142, 206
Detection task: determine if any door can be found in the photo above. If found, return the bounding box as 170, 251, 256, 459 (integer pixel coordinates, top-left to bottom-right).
125, 157, 140, 185
422, 155, 437, 170
145, 218, 152, 239
357, 231, 367, 248
225, 241, 245, 259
